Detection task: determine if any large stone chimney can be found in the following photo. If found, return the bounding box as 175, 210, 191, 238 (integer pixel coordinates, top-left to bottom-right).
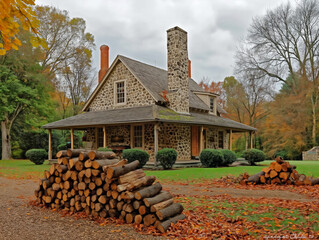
166, 26, 189, 114
98, 45, 109, 84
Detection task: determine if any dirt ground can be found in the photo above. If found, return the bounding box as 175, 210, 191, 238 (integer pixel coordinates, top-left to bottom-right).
0, 177, 164, 240
0, 177, 314, 240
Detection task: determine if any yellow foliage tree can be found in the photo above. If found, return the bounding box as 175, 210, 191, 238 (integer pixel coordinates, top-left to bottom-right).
0, 0, 45, 55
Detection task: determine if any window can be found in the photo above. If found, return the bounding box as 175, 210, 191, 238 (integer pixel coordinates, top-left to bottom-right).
97, 128, 104, 148
133, 125, 143, 148
115, 80, 125, 104
218, 131, 224, 148
210, 97, 215, 112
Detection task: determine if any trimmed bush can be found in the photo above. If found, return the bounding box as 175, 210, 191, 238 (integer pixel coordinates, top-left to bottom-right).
243, 148, 266, 165
122, 149, 149, 168
26, 149, 47, 165
220, 149, 237, 166
156, 148, 177, 170
199, 149, 224, 168
98, 147, 113, 152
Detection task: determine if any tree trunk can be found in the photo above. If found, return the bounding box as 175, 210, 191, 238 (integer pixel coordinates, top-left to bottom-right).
1, 120, 12, 160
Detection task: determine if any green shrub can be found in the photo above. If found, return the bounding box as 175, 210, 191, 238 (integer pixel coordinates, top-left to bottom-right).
57, 143, 68, 151
122, 149, 149, 168
243, 148, 266, 165
156, 148, 177, 169
26, 149, 47, 165
199, 149, 224, 167
98, 147, 113, 152
220, 149, 237, 166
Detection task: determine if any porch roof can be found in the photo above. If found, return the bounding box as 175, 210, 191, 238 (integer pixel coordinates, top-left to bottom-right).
42, 105, 256, 132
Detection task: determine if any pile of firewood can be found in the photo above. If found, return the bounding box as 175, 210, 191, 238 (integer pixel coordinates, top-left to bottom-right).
239, 157, 319, 185
34, 149, 185, 233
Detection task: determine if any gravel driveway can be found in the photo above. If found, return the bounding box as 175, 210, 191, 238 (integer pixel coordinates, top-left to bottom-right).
0, 177, 164, 240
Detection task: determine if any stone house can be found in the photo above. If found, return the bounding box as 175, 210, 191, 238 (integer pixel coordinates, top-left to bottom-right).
44, 26, 256, 162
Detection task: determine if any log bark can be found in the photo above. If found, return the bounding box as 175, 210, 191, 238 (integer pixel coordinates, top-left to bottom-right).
151, 198, 174, 213
107, 160, 140, 179
102, 159, 128, 172
143, 191, 173, 207
67, 149, 85, 158
88, 151, 117, 160
78, 152, 89, 161
156, 214, 186, 233
56, 150, 68, 158
127, 176, 156, 191
135, 182, 162, 200
92, 159, 119, 169
118, 169, 145, 184
156, 203, 184, 221
311, 177, 319, 185
247, 171, 264, 183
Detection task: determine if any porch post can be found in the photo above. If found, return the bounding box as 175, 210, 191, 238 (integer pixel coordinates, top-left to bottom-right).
229, 129, 232, 150
200, 126, 204, 152
154, 124, 159, 166
103, 126, 107, 148
71, 128, 74, 149
48, 129, 52, 160
249, 131, 253, 149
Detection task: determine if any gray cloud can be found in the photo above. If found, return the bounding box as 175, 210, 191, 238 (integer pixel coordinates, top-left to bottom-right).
36, 0, 291, 83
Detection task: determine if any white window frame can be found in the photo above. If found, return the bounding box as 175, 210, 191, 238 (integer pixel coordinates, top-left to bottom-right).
114, 80, 126, 106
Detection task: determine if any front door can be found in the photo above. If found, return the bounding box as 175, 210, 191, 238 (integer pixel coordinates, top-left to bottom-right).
192, 126, 200, 157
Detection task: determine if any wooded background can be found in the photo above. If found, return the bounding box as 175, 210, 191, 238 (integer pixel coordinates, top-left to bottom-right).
1, 0, 318, 160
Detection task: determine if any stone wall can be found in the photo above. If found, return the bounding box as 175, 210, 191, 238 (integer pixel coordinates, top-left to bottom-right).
158, 122, 191, 161
302, 151, 319, 161
206, 127, 228, 149
106, 125, 130, 146
144, 124, 155, 160
89, 61, 154, 111
166, 27, 189, 113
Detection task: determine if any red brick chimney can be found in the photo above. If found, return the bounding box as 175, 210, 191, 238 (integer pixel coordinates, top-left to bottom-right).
188, 60, 191, 78
98, 45, 109, 84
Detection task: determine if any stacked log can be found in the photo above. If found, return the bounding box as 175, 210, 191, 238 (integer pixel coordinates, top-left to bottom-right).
241, 157, 319, 185
34, 149, 185, 233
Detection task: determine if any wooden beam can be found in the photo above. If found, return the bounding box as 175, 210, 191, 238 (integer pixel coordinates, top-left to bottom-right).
71, 128, 74, 149
103, 126, 107, 148
154, 124, 159, 165
229, 130, 232, 150
48, 129, 52, 160
249, 131, 253, 149
200, 126, 204, 152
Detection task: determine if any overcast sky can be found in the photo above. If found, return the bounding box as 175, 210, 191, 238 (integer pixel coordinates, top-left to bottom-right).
36, 0, 292, 84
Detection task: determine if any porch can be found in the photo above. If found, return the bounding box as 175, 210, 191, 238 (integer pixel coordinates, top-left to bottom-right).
46, 122, 255, 162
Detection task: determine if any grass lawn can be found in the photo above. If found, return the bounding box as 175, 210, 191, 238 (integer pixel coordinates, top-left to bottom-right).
145, 160, 319, 182
0, 160, 50, 179
0, 159, 318, 181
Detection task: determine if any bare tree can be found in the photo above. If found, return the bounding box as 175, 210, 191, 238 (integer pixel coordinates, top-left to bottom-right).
236, 0, 319, 144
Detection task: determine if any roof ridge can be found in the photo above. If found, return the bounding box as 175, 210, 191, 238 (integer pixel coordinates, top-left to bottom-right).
118, 55, 167, 72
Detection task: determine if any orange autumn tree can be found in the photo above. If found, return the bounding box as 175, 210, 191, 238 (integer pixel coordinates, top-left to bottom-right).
0, 0, 45, 54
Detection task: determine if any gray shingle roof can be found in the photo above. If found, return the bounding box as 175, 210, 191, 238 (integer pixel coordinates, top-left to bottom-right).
118, 55, 212, 111
43, 105, 256, 132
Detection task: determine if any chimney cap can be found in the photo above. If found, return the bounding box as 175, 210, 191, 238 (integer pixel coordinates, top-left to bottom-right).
100, 45, 109, 50
167, 26, 187, 34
